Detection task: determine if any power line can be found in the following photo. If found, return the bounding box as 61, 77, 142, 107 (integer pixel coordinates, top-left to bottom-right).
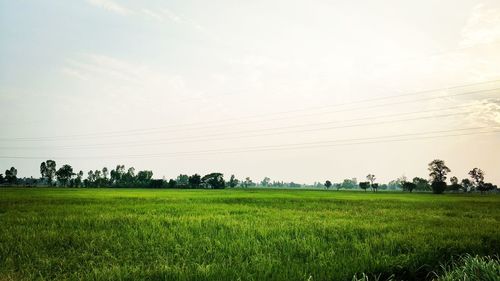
1, 80, 499, 142
1, 126, 498, 160
0, 110, 476, 149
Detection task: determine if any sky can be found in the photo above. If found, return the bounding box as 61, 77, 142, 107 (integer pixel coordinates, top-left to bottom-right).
0, 0, 499, 185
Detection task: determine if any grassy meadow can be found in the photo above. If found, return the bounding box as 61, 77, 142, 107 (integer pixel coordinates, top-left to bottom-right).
0, 188, 499, 280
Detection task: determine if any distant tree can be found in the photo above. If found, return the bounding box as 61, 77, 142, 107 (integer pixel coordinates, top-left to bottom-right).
468, 168, 485, 192
0, 174, 4, 184
85, 170, 95, 187
188, 174, 202, 188
431, 181, 447, 194
137, 170, 153, 186
55, 164, 74, 187
110, 165, 125, 185
228, 175, 239, 188
202, 173, 225, 189
341, 178, 357, 189
412, 177, 430, 191
243, 177, 254, 188
428, 159, 450, 194
324, 180, 332, 189
402, 182, 417, 193
72, 170, 84, 187
149, 179, 165, 188
168, 179, 177, 188
359, 181, 370, 192
478, 182, 497, 193
40, 160, 56, 185
366, 174, 375, 186
176, 174, 189, 188
428, 159, 450, 183
461, 178, 473, 193
102, 167, 109, 186
125, 167, 135, 184
448, 176, 462, 192
371, 183, 379, 192
94, 170, 102, 186
366, 174, 377, 192
261, 177, 271, 187
5, 167, 18, 185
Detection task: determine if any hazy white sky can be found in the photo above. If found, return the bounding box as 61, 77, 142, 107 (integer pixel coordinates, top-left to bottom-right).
1, 0, 499, 184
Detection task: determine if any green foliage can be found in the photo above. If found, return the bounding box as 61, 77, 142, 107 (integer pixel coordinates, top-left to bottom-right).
324, 180, 332, 189
55, 164, 74, 187
428, 159, 451, 183
402, 182, 417, 193
40, 160, 57, 185
413, 177, 431, 191
188, 174, 202, 188
176, 174, 189, 188
432, 181, 447, 194
228, 175, 239, 188
359, 181, 370, 192
202, 173, 225, 189
4, 167, 17, 184
0, 189, 498, 281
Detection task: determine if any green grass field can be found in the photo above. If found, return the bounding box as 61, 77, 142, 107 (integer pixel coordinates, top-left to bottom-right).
0, 188, 499, 281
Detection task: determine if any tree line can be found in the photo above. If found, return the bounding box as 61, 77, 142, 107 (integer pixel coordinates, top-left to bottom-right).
0, 159, 498, 193
322, 159, 497, 194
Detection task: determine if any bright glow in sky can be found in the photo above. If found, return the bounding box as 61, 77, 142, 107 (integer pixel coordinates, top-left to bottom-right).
1, 0, 499, 184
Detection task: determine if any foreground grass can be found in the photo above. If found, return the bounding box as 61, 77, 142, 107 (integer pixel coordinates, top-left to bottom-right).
0, 188, 499, 280
434, 255, 500, 281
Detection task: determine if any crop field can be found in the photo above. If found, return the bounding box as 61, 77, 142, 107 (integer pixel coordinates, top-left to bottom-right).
0, 188, 499, 281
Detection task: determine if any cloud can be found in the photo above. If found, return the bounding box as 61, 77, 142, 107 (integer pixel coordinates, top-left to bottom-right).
86, 0, 133, 16
61, 67, 89, 81
465, 98, 500, 126
460, 3, 500, 47
141, 7, 206, 33
141, 9, 164, 22
61, 53, 192, 103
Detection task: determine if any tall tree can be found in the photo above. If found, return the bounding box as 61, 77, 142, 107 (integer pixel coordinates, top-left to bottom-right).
85, 170, 95, 187
5, 167, 18, 184
461, 178, 473, 193
448, 176, 462, 192
243, 177, 253, 188
359, 182, 370, 192
75, 170, 84, 187
367, 174, 377, 192
412, 177, 430, 191
324, 180, 332, 189
188, 174, 202, 188
110, 165, 125, 185
56, 164, 74, 187
202, 173, 225, 189
261, 177, 271, 187
102, 167, 109, 185
428, 159, 450, 194
428, 159, 451, 183
468, 168, 484, 190
228, 175, 239, 188
40, 160, 57, 185
176, 174, 189, 187
137, 170, 153, 186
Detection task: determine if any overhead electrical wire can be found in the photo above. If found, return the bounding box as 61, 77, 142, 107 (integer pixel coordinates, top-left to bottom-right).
0, 126, 498, 160
0, 109, 480, 150
1, 80, 499, 142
